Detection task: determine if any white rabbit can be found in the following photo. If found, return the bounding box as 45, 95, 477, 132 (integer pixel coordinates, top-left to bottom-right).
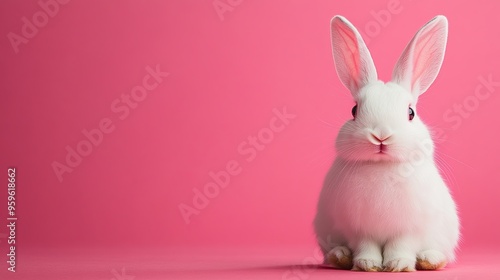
314, 15, 460, 272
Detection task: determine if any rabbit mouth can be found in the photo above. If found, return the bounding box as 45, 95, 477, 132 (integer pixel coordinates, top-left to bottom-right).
375, 143, 392, 156
378, 144, 387, 153
373, 144, 394, 160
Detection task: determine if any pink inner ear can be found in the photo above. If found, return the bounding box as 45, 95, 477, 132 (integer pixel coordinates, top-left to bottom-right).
334, 21, 361, 90
411, 26, 442, 89
338, 25, 361, 89
391, 16, 447, 96
331, 16, 377, 93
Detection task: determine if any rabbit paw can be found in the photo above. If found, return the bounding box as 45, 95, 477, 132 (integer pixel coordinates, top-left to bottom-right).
383, 258, 416, 272
352, 258, 383, 272
416, 250, 447, 270
325, 246, 353, 269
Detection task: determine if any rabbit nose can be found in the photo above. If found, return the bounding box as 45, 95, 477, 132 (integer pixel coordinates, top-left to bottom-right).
371, 134, 390, 142
368, 128, 393, 143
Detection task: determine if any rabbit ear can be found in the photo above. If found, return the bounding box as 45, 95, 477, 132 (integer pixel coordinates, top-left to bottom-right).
331, 16, 377, 95
392, 16, 448, 97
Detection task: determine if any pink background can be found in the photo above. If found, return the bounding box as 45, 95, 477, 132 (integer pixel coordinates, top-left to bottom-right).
1, 0, 500, 279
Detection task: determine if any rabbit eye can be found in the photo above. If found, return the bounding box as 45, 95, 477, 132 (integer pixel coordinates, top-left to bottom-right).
351, 105, 357, 119
409, 107, 415, 121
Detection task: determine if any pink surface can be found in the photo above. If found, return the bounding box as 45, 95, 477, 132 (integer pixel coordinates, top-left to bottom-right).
1, 0, 500, 279
4, 247, 500, 279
